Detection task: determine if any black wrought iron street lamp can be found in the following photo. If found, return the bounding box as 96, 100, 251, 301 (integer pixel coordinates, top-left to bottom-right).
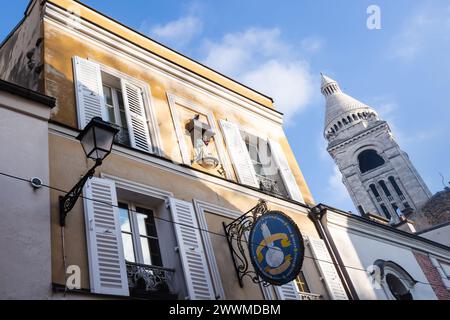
59, 117, 119, 227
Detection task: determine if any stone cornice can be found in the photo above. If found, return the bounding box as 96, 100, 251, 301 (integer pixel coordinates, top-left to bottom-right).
325, 208, 450, 260
327, 121, 388, 152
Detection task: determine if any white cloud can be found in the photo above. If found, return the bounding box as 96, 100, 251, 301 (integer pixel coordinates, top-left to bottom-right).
142, 16, 203, 47
202, 28, 315, 120
390, 5, 450, 61
301, 36, 325, 53
242, 60, 314, 118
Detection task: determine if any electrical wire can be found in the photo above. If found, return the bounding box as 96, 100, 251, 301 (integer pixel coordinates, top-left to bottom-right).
0, 171, 441, 287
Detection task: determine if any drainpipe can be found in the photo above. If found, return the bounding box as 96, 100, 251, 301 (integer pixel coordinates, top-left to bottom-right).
308, 204, 359, 300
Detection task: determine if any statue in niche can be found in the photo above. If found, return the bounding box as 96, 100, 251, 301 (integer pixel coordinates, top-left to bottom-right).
187, 115, 219, 170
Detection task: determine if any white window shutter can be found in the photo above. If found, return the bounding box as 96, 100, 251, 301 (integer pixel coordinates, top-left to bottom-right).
269, 139, 304, 203
308, 237, 348, 300
73, 56, 106, 129
274, 282, 301, 300
121, 80, 152, 153
168, 198, 215, 300
219, 120, 259, 188
83, 177, 129, 297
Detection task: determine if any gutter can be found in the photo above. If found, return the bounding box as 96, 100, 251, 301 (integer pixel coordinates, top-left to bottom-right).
308, 204, 360, 300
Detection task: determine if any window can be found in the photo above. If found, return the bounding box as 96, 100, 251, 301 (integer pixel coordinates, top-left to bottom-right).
379, 180, 393, 200
373, 260, 415, 300
370, 184, 382, 201
386, 274, 413, 300
103, 84, 131, 147
73, 57, 156, 153
358, 149, 385, 173
119, 202, 162, 267
242, 132, 288, 197
389, 176, 405, 200
380, 203, 391, 220
295, 271, 310, 293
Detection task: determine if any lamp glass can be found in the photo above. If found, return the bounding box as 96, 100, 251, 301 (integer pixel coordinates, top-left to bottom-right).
93, 125, 115, 160
80, 125, 96, 160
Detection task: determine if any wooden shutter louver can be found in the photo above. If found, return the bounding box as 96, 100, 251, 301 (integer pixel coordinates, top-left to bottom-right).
73, 57, 106, 129
275, 281, 301, 300
168, 198, 215, 300
83, 178, 129, 296
269, 139, 304, 203
308, 237, 348, 300
219, 120, 259, 188
121, 80, 152, 153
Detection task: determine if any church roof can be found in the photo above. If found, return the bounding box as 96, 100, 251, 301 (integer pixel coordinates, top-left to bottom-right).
321, 74, 378, 130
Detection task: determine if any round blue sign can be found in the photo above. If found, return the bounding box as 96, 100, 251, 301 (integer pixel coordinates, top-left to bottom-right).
248, 211, 304, 286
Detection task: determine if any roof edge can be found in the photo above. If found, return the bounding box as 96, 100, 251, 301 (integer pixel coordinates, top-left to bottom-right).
318, 203, 450, 252
45, 0, 277, 112
0, 79, 56, 108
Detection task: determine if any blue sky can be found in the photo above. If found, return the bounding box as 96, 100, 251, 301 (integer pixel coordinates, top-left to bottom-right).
2, 0, 450, 212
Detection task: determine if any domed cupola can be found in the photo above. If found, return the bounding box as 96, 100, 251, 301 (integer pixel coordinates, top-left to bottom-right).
321, 74, 380, 142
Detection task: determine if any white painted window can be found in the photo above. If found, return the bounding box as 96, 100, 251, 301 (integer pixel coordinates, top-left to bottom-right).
241, 131, 288, 198
219, 119, 304, 202
73, 56, 158, 154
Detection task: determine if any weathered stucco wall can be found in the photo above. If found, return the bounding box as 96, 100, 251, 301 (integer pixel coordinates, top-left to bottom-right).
42, 0, 319, 298
0, 0, 44, 91
49, 133, 321, 297
43, 21, 314, 205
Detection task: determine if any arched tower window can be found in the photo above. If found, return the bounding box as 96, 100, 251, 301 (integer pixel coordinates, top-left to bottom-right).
379, 180, 392, 198
388, 176, 404, 197
370, 184, 381, 200
358, 149, 385, 173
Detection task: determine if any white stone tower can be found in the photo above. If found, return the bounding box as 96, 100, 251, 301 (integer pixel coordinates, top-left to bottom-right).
321, 74, 432, 231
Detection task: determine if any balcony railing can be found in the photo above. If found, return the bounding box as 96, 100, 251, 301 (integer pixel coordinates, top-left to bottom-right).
298, 292, 322, 300
126, 262, 176, 297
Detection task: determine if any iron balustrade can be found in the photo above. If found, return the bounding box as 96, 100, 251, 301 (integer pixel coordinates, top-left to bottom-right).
126, 262, 175, 295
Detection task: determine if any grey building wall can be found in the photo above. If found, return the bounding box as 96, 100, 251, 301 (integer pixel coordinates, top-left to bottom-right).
0, 87, 53, 299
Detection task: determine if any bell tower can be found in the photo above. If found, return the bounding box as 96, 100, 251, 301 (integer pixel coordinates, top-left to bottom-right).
321, 74, 432, 231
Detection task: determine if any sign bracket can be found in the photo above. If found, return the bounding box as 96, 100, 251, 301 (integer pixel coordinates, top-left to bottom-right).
222, 200, 271, 288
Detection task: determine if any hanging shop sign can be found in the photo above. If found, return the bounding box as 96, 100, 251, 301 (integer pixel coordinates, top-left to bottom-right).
248, 211, 305, 286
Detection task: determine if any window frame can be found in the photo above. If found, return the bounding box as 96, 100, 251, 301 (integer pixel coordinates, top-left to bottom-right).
240, 129, 289, 198
103, 84, 127, 130
118, 201, 163, 267
90, 59, 163, 156
295, 271, 311, 294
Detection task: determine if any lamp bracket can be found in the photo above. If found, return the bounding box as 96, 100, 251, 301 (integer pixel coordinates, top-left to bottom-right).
59, 160, 102, 227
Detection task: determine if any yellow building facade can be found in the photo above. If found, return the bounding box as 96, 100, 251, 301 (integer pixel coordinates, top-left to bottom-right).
0, 0, 351, 300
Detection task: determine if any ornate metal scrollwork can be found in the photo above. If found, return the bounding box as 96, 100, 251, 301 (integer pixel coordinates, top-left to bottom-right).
223, 200, 271, 288
126, 262, 175, 294
59, 160, 102, 227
